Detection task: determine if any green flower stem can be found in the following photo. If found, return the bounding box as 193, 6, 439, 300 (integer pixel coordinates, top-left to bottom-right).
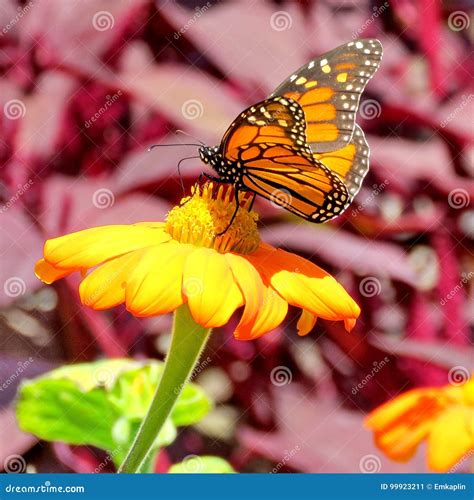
118, 305, 211, 473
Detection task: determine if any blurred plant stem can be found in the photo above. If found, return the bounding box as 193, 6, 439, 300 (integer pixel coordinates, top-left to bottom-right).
118, 305, 211, 473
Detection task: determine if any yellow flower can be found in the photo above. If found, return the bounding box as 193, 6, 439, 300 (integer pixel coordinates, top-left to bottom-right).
35, 183, 360, 340
365, 375, 474, 472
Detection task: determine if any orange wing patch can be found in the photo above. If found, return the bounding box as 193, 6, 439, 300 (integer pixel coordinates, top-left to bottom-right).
222, 96, 309, 162
314, 124, 370, 200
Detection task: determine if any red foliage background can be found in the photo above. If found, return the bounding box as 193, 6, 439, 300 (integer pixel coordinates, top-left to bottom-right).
0, 0, 472, 473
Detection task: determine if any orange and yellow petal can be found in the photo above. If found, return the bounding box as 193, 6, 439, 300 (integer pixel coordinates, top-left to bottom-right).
42, 223, 171, 270
297, 310, 318, 336
79, 250, 145, 310
249, 245, 360, 329
225, 253, 265, 336
125, 242, 191, 316
35, 258, 77, 284
427, 406, 474, 471
234, 285, 288, 340
182, 247, 243, 328
365, 388, 449, 462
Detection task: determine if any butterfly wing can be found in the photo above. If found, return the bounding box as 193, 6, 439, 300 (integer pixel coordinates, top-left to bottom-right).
313, 124, 369, 201
219, 97, 349, 222
271, 39, 382, 153
240, 143, 349, 222
221, 96, 309, 162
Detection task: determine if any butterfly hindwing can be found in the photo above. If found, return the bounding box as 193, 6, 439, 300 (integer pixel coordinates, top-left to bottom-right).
313, 124, 369, 202
270, 39, 382, 153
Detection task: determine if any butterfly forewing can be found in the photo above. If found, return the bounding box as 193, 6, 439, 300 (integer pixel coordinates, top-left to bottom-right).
270, 39, 382, 153
241, 144, 350, 222
219, 97, 350, 222
221, 96, 308, 161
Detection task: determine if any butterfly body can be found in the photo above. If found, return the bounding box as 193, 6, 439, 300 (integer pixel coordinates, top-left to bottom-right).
199, 145, 245, 189
197, 39, 382, 225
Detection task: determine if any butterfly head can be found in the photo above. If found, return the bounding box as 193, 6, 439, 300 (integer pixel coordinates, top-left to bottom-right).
198, 145, 219, 166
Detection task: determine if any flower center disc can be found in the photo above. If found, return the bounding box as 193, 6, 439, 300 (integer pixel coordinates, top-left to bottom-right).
165, 183, 260, 254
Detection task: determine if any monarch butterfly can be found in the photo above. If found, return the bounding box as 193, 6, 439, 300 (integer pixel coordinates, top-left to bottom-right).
185, 39, 382, 231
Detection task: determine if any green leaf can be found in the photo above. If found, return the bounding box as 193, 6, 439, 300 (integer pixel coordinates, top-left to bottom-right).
169, 456, 236, 474
172, 383, 212, 427
16, 359, 211, 455
16, 378, 118, 451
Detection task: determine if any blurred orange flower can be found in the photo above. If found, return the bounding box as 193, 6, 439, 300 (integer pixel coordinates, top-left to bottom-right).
35, 183, 359, 340
365, 374, 474, 472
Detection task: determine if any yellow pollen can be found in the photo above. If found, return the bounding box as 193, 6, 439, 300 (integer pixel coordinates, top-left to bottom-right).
165, 183, 260, 254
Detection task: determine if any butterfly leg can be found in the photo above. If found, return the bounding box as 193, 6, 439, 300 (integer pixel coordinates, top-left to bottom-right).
215, 189, 240, 236
199, 172, 224, 184
180, 173, 225, 207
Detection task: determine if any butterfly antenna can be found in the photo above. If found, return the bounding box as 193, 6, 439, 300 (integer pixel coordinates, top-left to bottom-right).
148, 143, 202, 151
177, 155, 200, 196
175, 129, 206, 146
